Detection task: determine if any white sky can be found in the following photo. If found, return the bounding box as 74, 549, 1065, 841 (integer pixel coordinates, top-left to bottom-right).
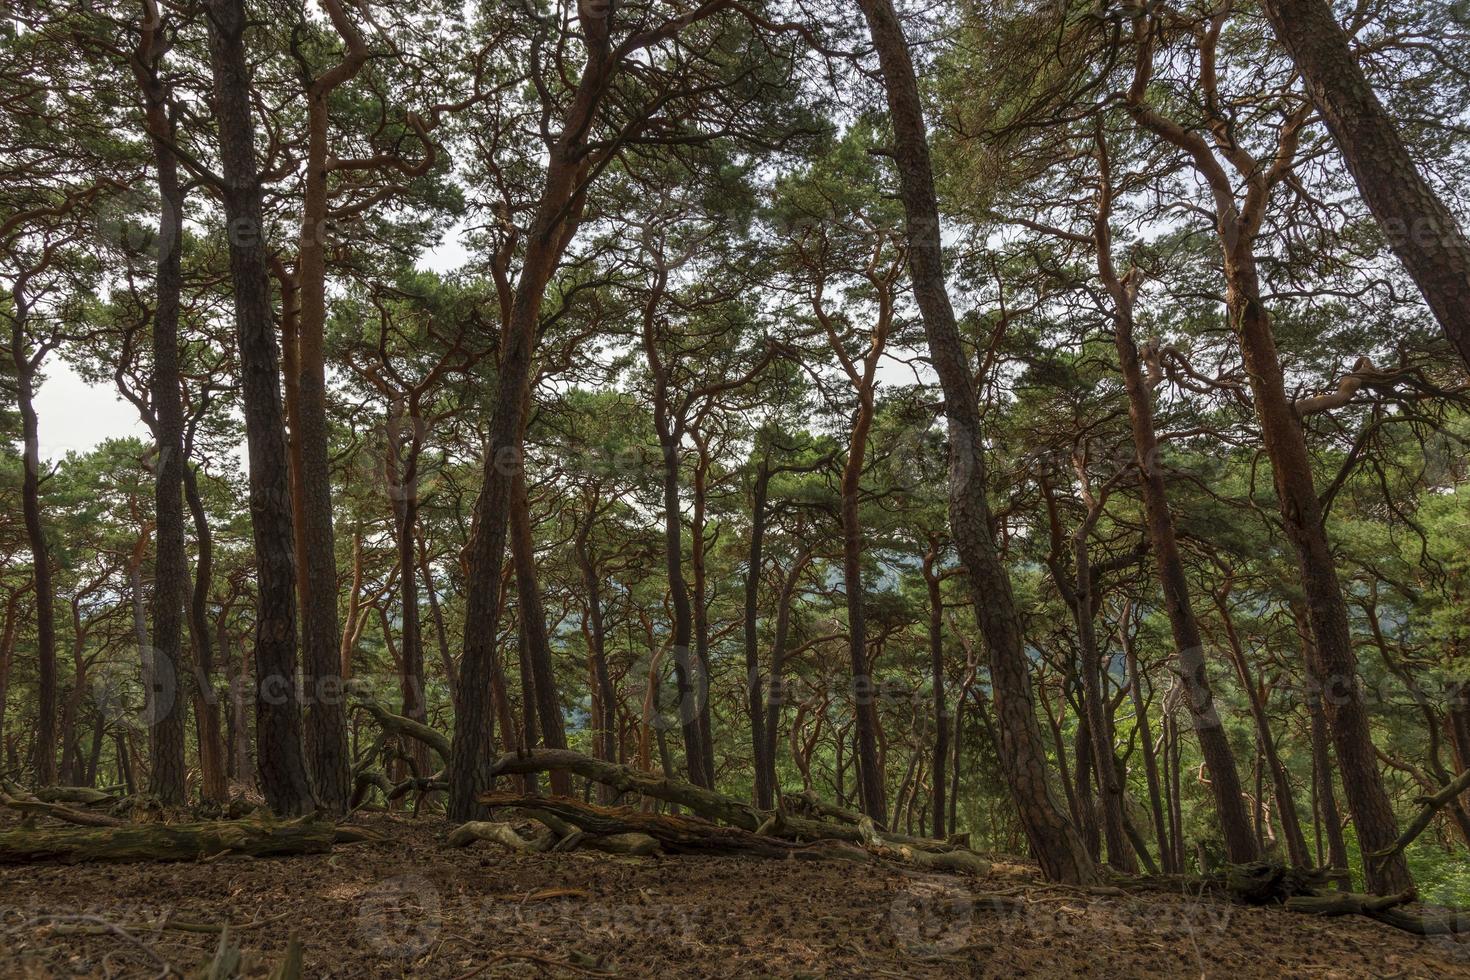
28, 224, 474, 463
33, 363, 149, 461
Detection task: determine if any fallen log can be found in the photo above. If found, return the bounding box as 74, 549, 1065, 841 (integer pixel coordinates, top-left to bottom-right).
857, 816, 990, 876
32, 786, 122, 807
1285, 888, 1470, 935
488, 749, 962, 854
350, 697, 451, 767
481, 792, 873, 863
489, 750, 764, 830
1217, 860, 1470, 936
0, 817, 343, 864
782, 788, 872, 828
0, 782, 126, 828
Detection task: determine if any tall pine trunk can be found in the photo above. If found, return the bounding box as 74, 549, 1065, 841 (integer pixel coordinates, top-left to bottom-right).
1259, 0, 1470, 370
206, 0, 315, 815
10, 291, 58, 787
856, 0, 1095, 884
743, 461, 772, 808
1095, 138, 1258, 863
840, 399, 886, 820
1228, 261, 1411, 893
136, 14, 188, 805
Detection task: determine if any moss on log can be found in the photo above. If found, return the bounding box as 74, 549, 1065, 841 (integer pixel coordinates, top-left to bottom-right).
0, 817, 340, 864
488, 749, 964, 854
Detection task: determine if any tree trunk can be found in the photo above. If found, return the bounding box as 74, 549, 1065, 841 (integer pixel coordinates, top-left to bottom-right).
923, 541, 948, 840
184, 466, 229, 804
690, 440, 718, 789
449, 143, 594, 820
840, 399, 886, 820
857, 0, 1095, 885
1072, 537, 1134, 872
206, 0, 314, 815
447, 2, 627, 820
390, 437, 431, 782
509, 463, 570, 794
1259, 0, 1470, 371
1214, 592, 1311, 867
137, 36, 189, 805
744, 461, 771, 808
0, 592, 19, 756
1165, 713, 1185, 871
1104, 224, 1257, 864
1228, 260, 1411, 894
1301, 612, 1352, 888
575, 515, 618, 802
417, 531, 458, 701
288, 5, 361, 817
9, 305, 58, 787
656, 428, 709, 788
761, 550, 811, 801
1120, 607, 1172, 872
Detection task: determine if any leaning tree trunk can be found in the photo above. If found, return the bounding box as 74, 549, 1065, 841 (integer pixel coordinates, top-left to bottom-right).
1090, 126, 1257, 863
856, 0, 1096, 884
206, 0, 315, 816
1300, 610, 1353, 887
1103, 226, 1258, 865
1228, 255, 1411, 894
1259, 0, 1470, 372
1214, 593, 1311, 867
448, 48, 604, 817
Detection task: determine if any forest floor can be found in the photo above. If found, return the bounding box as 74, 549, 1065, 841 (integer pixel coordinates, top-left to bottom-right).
1, 812, 1467, 978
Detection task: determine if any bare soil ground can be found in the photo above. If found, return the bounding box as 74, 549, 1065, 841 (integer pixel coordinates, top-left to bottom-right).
2, 813, 1467, 978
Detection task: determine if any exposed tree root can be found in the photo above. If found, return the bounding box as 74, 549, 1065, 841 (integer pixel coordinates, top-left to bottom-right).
446, 820, 552, 852
349, 770, 447, 812
782, 788, 871, 827
477, 792, 990, 874
480, 792, 875, 864
487, 749, 968, 856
